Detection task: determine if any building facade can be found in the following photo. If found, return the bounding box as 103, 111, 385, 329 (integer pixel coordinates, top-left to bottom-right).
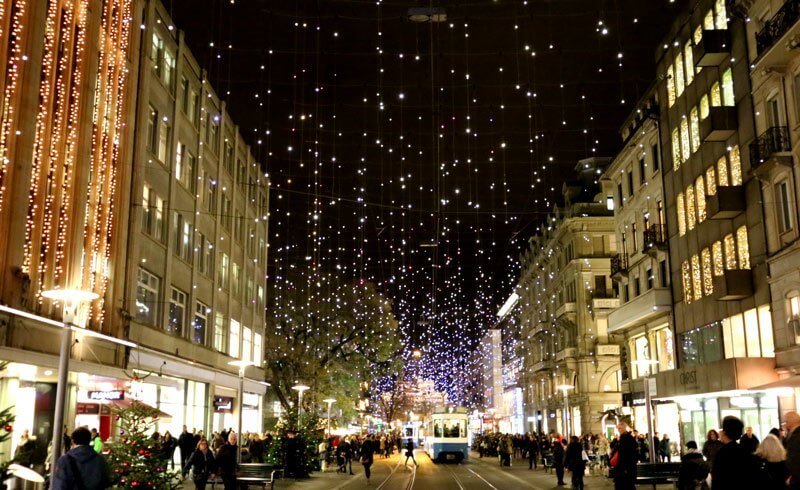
517, 158, 622, 437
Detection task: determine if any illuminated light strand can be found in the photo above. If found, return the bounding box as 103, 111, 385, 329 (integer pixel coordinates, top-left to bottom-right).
0, 0, 27, 218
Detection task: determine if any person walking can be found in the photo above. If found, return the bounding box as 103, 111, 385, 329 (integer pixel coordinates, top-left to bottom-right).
660, 434, 671, 463
677, 441, 708, 490
51, 427, 111, 490
711, 416, 758, 489
527, 433, 540, 470
179, 426, 196, 471
338, 436, 354, 475
702, 429, 723, 471
360, 434, 377, 482
784, 411, 800, 490
161, 431, 178, 469
404, 437, 417, 466
552, 438, 566, 486
739, 426, 760, 454
564, 436, 587, 490
613, 423, 638, 490
248, 433, 265, 463
183, 439, 216, 490
215, 432, 239, 490
755, 433, 789, 490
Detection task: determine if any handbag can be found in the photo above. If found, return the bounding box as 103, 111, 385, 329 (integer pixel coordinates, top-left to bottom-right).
610, 451, 619, 468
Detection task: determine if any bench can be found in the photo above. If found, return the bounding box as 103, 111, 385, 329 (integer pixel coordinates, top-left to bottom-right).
210, 463, 284, 490
627, 462, 680, 489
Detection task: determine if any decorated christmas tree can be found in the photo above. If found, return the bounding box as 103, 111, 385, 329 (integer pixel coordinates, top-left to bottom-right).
0, 404, 15, 490
105, 401, 180, 490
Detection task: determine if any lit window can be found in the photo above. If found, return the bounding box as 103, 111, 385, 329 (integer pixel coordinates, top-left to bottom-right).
229, 319, 240, 358
729, 145, 742, 185
253, 332, 263, 366
706, 167, 717, 196
682, 261, 693, 304
777, 180, 794, 232
686, 185, 696, 230
193, 302, 208, 345
717, 156, 729, 186
696, 176, 707, 222
214, 312, 226, 352
722, 69, 734, 106
677, 193, 687, 236
690, 107, 700, 151
242, 326, 252, 362
694, 26, 703, 44
704, 10, 715, 30
789, 294, 800, 320
711, 82, 722, 107
715, 0, 727, 29
758, 306, 775, 357
680, 118, 691, 162
675, 55, 685, 97
702, 248, 713, 296
136, 268, 160, 326
168, 287, 187, 336
712, 241, 724, 276
691, 254, 703, 301
700, 95, 710, 119
737, 226, 751, 269
671, 128, 682, 168
667, 66, 676, 107
684, 42, 695, 86
724, 233, 737, 270
157, 119, 170, 163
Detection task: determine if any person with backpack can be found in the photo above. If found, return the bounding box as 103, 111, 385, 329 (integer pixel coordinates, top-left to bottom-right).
51, 427, 111, 490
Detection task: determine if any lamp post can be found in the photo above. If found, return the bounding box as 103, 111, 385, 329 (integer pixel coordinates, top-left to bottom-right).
556, 384, 574, 438
292, 383, 310, 428
323, 398, 336, 437
631, 359, 659, 463
228, 359, 254, 463
42, 288, 99, 482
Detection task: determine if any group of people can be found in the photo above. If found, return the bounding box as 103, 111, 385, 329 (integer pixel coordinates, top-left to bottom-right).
319, 432, 419, 482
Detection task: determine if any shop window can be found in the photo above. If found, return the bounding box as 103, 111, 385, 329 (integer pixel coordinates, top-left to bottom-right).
632, 335, 651, 378
680, 118, 691, 162
712, 241, 724, 276
214, 312, 226, 352
680, 323, 723, 366
723, 308, 775, 359
777, 180, 794, 233
696, 176, 707, 222
667, 66, 676, 107
686, 184, 696, 231
684, 42, 695, 86
729, 146, 742, 186
702, 248, 713, 296
677, 193, 687, 236
722, 69, 735, 106
682, 260, 693, 304
691, 254, 703, 301
229, 319, 240, 358
705, 167, 717, 196
724, 233, 737, 270
672, 129, 682, 169
737, 226, 751, 269
711, 82, 722, 107
675, 54, 685, 97
193, 301, 209, 345
723, 315, 746, 358
168, 287, 187, 336
655, 327, 676, 372
700, 95, 710, 119
242, 326, 252, 362
690, 107, 700, 151
136, 268, 161, 326
715, 0, 727, 29
717, 156, 729, 186
759, 306, 775, 357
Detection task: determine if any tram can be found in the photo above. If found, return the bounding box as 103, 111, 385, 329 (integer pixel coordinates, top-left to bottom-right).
424, 409, 469, 462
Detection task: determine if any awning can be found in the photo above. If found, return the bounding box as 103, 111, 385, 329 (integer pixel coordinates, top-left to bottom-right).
110, 399, 173, 420
750, 375, 800, 391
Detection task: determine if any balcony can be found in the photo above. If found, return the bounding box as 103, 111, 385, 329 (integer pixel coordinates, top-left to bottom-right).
707, 186, 745, 220
693, 29, 731, 67
754, 0, 800, 69
608, 288, 672, 334
596, 344, 621, 356
591, 291, 620, 310
555, 347, 578, 361
530, 321, 548, 337
750, 126, 792, 176
712, 269, 754, 300
611, 253, 629, 282
555, 301, 576, 319
532, 359, 554, 372
700, 107, 738, 142
642, 224, 668, 257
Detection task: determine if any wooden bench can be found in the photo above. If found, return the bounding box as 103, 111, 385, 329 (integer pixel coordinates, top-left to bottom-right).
607, 462, 678, 489
210, 464, 284, 490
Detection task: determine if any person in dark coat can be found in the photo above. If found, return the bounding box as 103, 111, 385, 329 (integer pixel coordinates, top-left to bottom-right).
739, 426, 760, 454
527, 434, 540, 470
784, 411, 800, 490
360, 434, 377, 482
702, 429, 723, 470
404, 437, 417, 466
614, 424, 638, 490
552, 438, 566, 486
564, 436, 586, 490
161, 431, 178, 469
711, 415, 758, 489
677, 441, 708, 490
51, 427, 111, 490
660, 434, 672, 462
184, 438, 216, 490
215, 433, 239, 490
755, 433, 789, 490
248, 434, 265, 463
178, 426, 196, 470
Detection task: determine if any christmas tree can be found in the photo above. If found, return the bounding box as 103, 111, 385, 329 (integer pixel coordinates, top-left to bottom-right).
105, 401, 180, 490
0, 362, 16, 490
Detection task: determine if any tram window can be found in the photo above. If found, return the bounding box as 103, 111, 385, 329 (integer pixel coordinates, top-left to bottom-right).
439, 419, 466, 438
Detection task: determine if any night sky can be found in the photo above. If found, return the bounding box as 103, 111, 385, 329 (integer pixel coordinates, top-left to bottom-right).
166, 0, 685, 399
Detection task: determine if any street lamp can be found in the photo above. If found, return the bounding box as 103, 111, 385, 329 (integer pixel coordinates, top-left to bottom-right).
42, 288, 99, 482
323, 398, 336, 438
631, 359, 659, 463
556, 384, 574, 438
292, 383, 310, 428
228, 359, 254, 463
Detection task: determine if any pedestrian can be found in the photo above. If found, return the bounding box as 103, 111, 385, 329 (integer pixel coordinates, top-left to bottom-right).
739, 426, 760, 454
652, 432, 661, 462
337, 436, 354, 474
702, 429, 723, 470
179, 425, 196, 471
404, 437, 417, 466
612, 423, 637, 490
90, 428, 103, 453
711, 415, 758, 489
479, 437, 486, 458
215, 432, 239, 490
660, 434, 671, 462
360, 434, 376, 482
552, 437, 566, 486
677, 441, 708, 490
183, 438, 216, 490
564, 435, 587, 490
161, 431, 178, 469
755, 433, 789, 490
527, 433, 540, 470
502, 434, 514, 466
51, 427, 111, 490
248, 433, 265, 463
783, 411, 800, 490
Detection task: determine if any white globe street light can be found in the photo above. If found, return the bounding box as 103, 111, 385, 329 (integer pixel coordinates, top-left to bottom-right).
292, 384, 310, 428
323, 398, 337, 437
228, 359, 255, 463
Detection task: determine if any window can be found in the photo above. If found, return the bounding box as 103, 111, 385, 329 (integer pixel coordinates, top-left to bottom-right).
180, 77, 189, 113
242, 326, 252, 362
684, 41, 695, 86
253, 332, 263, 366
631, 222, 638, 253
627, 169, 634, 196
737, 226, 751, 269
700, 95, 710, 119
176, 143, 196, 191
258, 238, 266, 264
677, 193, 687, 236
722, 307, 774, 359
142, 185, 165, 242
696, 175, 707, 222
704, 10, 715, 30
702, 248, 713, 296
205, 176, 217, 213
705, 167, 717, 196
659, 259, 668, 287
724, 233, 737, 270
671, 129, 681, 169
675, 54, 685, 97
232, 262, 240, 297
680, 118, 691, 162
157, 119, 170, 163
722, 69, 734, 106
136, 268, 160, 325
691, 254, 703, 301
207, 116, 220, 151
686, 185, 696, 231
172, 212, 192, 262
617, 182, 624, 208
229, 319, 240, 358
219, 253, 230, 289
221, 193, 232, 231
257, 285, 265, 308
694, 25, 703, 44
634, 275, 641, 297
150, 33, 175, 89
711, 82, 722, 107
667, 66, 676, 107
196, 232, 208, 274
690, 107, 700, 151
715, 0, 727, 29
224, 142, 234, 175
729, 146, 742, 186
632, 335, 651, 378
639, 158, 646, 185
246, 277, 254, 304
193, 302, 209, 345
168, 287, 187, 335
146, 106, 158, 152
651, 143, 660, 171
717, 155, 729, 186
712, 241, 724, 276
680, 323, 724, 366
646, 266, 654, 290
777, 180, 793, 232
682, 260, 693, 304
214, 312, 226, 352
655, 327, 676, 372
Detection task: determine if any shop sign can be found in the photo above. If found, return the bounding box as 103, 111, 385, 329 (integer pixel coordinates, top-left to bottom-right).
679, 370, 698, 389
77, 402, 100, 414
214, 396, 234, 413
242, 393, 260, 409
88, 390, 125, 401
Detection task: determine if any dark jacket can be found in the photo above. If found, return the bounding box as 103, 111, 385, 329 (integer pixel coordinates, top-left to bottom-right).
178, 431, 196, 457
677, 450, 708, 490
702, 439, 723, 469
552, 441, 565, 468
759, 458, 790, 490
614, 432, 638, 486
712, 441, 758, 489
788, 428, 800, 490
215, 443, 238, 479
527, 438, 540, 456
51, 444, 111, 490
184, 449, 216, 481
564, 441, 586, 473
360, 439, 376, 464
739, 434, 760, 454
405, 439, 415, 455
